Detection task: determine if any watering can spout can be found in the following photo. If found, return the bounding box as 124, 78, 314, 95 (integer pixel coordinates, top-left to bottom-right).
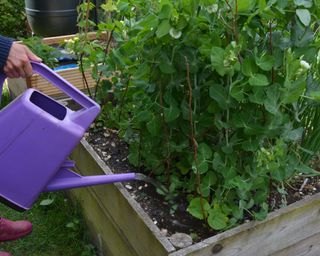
44, 168, 137, 192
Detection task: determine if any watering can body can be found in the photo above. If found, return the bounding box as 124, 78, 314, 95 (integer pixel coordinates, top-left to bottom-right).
0, 62, 135, 211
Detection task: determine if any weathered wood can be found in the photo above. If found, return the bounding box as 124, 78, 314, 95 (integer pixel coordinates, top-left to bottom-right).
273, 233, 320, 256
169, 194, 320, 256
69, 139, 175, 256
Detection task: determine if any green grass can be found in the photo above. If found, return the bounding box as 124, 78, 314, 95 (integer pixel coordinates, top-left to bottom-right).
0, 192, 96, 256
0, 82, 11, 109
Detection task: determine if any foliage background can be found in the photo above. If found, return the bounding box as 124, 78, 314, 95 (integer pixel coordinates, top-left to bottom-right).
0, 0, 27, 38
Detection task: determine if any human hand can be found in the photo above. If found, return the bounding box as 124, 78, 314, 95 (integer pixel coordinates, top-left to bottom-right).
4, 42, 42, 78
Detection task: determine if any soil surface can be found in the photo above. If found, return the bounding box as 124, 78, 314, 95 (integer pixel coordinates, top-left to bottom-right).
85, 126, 320, 244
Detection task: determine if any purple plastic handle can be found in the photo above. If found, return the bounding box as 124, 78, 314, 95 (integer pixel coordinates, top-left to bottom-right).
30, 62, 98, 109
0, 61, 100, 128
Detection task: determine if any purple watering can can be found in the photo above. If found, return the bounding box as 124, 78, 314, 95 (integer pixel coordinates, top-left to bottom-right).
0, 61, 136, 211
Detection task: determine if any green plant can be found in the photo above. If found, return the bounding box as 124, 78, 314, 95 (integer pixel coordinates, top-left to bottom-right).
0, 0, 28, 38
74, 0, 320, 231
0, 84, 12, 109
20, 37, 61, 68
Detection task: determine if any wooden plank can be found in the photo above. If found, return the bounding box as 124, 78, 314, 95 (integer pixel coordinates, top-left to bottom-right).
169, 194, 320, 256
273, 232, 320, 256
14, 32, 109, 46
69, 139, 175, 256
68, 185, 136, 256
7, 67, 95, 99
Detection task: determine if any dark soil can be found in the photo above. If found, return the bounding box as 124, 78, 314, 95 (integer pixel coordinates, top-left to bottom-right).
85, 126, 320, 244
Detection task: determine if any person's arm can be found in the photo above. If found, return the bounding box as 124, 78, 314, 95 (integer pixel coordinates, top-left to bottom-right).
0, 35, 13, 72
0, 35, 42, 78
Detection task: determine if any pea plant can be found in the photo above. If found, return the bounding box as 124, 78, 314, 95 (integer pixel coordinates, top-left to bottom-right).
73, 0, 320, 230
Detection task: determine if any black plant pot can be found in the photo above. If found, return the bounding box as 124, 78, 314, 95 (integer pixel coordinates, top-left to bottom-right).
25, 0, 80, 37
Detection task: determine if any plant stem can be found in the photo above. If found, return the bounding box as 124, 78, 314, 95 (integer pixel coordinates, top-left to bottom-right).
269, 20, 275, 84
185, 56, 206, 220
159, 84, 171, 180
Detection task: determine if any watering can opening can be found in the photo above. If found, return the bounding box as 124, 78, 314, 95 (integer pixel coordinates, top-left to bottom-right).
30, 91, 67, 120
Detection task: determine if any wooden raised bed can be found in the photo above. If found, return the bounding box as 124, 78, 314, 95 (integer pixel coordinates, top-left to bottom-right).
69, 139, 320, 256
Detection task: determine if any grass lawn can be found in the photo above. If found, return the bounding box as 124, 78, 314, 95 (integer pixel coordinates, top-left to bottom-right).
0, 192, 96, 256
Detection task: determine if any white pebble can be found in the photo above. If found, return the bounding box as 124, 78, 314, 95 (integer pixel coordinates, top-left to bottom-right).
125, 185, 133, 190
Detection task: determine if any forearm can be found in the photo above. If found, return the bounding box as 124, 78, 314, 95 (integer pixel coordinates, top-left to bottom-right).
0, 35, 13, 71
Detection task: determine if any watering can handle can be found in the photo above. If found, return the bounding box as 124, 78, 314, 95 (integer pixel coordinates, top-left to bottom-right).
30, 61, 99, 110
0, 62, 98, 109
0, 62, 100, 127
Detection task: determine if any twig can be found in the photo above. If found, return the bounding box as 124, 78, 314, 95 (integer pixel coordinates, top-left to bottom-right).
299, 178, 309, 192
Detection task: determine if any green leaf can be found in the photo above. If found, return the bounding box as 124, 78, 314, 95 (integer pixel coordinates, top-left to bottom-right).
195, 160, 209, 174
230, 82, 245, 101
156, 19, 171, 38
211, 47, 226, 75
256, 54, 274, 71
294, 0, 313, 8
254, 203, 268, 220
242, 58, 256, 76
159, 4, 172, 19
296, 164, 320, 175
296, 9, 311, 26
282, 126, 303, 142
159, 53, 176, 74
40, 198, 54, 206
198, 143, 212, 159
187, 197, 210, 220
209, 84, 228, 109
249, 74, 269, 86
238, 0, 256, 12
200, 171, 217, 197
128, 152, 139, 166
159, 61, 176, 74
207, 207, 228, 230
164, 106, 180, 122
147, 115, 161, 136
135, 110, 152, 122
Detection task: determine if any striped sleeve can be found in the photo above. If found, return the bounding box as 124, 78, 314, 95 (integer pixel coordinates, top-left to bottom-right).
0, 35, 13, 71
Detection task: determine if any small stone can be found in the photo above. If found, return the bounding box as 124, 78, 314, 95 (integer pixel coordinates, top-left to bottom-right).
103, 132, 110, 137
104, 155, 111, 161
144, 184, 148, 188
169, 233, 193, 249
138, 186, 143, 190
160, 228, 168, 236
111, 142, 116, 147
125, 185, 133, 190
153, 220, 158, 225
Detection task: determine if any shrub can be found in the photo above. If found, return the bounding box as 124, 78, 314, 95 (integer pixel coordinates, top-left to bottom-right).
0, 0, 27, 38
